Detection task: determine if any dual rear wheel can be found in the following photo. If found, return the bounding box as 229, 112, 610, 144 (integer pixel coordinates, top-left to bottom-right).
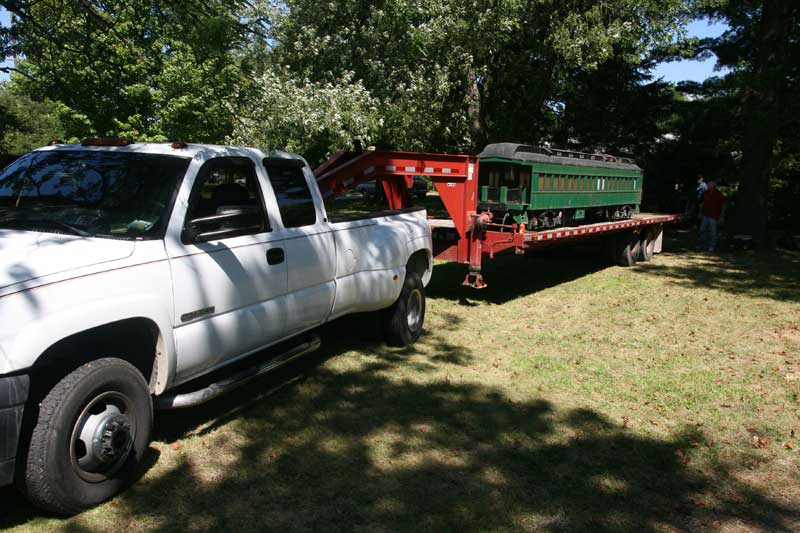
382, 272, 426, 346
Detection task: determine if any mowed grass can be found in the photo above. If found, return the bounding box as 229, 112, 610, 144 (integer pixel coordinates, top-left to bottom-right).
2, 230, 799, 532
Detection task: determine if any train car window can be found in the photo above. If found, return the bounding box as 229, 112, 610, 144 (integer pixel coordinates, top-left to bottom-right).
519, 166, 531, 189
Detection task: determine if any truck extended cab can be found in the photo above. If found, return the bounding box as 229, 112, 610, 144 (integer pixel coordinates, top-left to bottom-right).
0, 141, 432, 514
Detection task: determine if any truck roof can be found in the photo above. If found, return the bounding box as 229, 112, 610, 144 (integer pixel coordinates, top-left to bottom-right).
479, 142, 642, 171
32, 142, 305, 164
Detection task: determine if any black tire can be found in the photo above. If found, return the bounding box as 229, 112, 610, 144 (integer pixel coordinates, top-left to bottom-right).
19, 358, 152, 515
382, 272, 426, 346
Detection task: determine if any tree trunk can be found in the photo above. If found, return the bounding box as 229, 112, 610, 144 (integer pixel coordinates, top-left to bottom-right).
465, 64, 488, 152
736, 0, 796, 245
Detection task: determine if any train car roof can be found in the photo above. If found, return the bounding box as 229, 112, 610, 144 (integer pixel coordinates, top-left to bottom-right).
478, 143, 642, 171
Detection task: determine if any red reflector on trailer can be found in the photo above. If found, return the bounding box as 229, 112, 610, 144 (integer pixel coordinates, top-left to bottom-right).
81, 138, 132, 147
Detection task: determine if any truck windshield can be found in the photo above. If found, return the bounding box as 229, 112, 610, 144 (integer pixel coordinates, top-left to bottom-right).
0, 150, 190, 239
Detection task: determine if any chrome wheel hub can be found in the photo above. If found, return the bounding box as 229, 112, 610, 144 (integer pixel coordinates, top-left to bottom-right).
71, 392, 135, 480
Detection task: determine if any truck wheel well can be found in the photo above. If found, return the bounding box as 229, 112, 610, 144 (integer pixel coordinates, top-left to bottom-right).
406, 250, 430, 278
31, 318, 159, 396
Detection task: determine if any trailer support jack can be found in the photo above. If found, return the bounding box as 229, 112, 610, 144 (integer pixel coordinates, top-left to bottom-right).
463, 270, 487, 289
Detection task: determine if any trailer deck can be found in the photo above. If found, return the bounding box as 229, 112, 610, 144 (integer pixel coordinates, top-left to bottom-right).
315, 149, 683, 287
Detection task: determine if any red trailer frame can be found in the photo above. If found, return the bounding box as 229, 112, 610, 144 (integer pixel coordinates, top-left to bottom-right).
315, 149, 683, 287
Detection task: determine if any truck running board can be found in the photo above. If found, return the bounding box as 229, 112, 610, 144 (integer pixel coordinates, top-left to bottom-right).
155, 333, 322, 409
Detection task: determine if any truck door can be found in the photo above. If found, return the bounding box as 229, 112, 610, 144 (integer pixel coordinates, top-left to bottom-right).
262, 158, 336, 335
166, 156, 289, 381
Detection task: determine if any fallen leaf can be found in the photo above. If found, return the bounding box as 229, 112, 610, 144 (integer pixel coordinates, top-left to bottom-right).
750, 435, 771, 448
783, 442, 796, 450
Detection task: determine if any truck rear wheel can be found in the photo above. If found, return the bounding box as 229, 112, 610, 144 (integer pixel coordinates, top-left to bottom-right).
20, 358, 152, 515
382, 272, 426, 346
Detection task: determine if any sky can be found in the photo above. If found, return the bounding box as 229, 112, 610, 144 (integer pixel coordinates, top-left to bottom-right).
0, 7, 10, 80
650, 18, 730, 83
1, 8, 729, 84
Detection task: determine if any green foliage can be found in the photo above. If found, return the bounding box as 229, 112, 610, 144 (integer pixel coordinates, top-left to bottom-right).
0, 83, 64, 153
270, 0, 690, 151
659, 0, 800, 235
3, 0, 255, 142
228, 69, 382, 164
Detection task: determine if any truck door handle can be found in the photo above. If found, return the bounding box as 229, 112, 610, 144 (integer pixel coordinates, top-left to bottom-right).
266, 247, 285, 265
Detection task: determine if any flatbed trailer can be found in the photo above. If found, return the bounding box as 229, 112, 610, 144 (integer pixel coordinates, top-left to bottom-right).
315, 149, 683, 287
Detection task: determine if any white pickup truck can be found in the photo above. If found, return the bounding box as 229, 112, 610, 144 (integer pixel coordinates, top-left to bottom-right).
0, 140, 432, 514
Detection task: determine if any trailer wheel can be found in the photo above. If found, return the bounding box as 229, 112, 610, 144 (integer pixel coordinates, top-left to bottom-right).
20, 358, 152, 515
382, 272, 426, 346
638, 229, 655, 262
610, 233, 637, 267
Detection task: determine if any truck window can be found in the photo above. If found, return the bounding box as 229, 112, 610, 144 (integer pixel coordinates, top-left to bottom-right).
184, 157, 269, 239
263, 159, 317, 228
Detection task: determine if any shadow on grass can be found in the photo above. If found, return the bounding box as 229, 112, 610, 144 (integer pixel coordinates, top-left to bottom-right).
429, 226, 800, 305
3, 325, 798, 532
428, 243, 612, 305
636, 229, 800, 303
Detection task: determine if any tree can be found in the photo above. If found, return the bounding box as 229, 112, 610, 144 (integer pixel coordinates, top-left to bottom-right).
697, 0, 800, 243
269, 0, 690, 152
0, 83, 64, 153
227, 69, 382, 164
1, 0, 263, 142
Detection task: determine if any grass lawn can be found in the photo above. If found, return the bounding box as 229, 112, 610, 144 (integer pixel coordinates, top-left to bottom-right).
2, 229, 799, 532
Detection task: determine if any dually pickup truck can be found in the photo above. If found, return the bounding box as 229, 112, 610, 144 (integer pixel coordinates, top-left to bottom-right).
0, 140, 432, 514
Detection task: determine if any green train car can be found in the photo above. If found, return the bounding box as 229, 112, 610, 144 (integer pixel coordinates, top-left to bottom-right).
477, 143, 643, 229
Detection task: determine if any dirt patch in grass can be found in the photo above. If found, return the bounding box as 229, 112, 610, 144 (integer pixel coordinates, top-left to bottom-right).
2, 231, 799, 532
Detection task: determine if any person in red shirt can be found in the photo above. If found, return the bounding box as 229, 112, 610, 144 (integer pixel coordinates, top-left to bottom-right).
697, 181, 726, 251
